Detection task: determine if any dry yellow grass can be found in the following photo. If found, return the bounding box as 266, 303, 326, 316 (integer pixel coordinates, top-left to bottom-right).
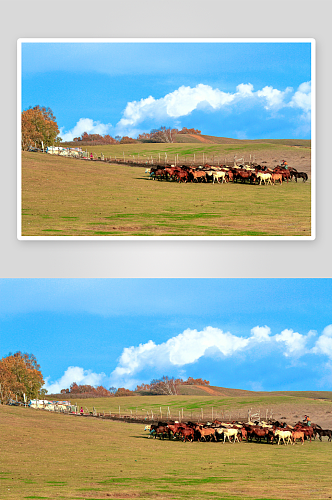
21, 152, 311, 237
1, 403, 331, 500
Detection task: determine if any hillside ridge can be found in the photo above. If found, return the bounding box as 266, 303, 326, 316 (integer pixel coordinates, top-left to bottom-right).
177, 385, 332, 400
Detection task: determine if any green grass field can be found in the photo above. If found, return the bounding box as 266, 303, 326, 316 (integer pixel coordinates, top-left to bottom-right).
56, 393, 332, 422
62, 139, 311, 159
21, 150, 311, 237
1, 400, 331, 500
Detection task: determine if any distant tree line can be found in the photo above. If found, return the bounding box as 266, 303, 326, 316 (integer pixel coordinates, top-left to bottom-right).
57, 376, 210, 398
70, 126, 202, 146
0, 352, 45, 404
177, 127, 202, 135
60, 382, 114, 397
135, 376, 210, 396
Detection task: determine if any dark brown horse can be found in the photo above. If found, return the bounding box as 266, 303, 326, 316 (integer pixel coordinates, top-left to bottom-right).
293, 172, 308, 182
233, 169, 256, 184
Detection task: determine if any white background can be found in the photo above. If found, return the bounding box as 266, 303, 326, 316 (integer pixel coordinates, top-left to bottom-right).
2, 0, 331, 277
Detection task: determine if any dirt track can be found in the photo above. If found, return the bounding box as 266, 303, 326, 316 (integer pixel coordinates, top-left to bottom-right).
250, 148, 312, 178
267, 401, 332, 428
193, 386, 332, 428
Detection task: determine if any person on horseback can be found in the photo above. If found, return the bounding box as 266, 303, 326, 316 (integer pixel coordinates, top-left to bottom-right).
281, 160, 288, 169
303, 415, 311, 426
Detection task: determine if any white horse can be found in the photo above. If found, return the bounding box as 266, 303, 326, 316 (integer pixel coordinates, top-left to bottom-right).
216, 428, 240, 443
274, 429, 292, 445
212, 171, 227, 184
257, 172, 272, 185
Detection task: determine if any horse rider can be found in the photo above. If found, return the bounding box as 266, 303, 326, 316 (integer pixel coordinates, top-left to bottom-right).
303, 415, 311, 426
281, 160, 288, 169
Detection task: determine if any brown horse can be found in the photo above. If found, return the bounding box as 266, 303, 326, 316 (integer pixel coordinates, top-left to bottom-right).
174, 170, 189, 183
292, 430, 305, 445
188, 169, 207, 182
272, 173, 283, 185
294, 423, 314, 442
233, 169, 256, 184
273, 167, 291, 183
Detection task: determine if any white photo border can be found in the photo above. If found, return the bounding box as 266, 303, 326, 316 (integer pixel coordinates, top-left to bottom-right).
17, 38, 316, 241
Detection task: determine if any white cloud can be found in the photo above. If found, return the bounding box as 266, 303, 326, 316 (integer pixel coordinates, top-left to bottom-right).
111, 325, 321, 386
256, 85, 292, 110
57, 80, 311, 140
115, 82, 309, 136
59, 118, 113, 142
236, 83, 254, 96
289, 81, 311, 114
116, 84, 235, 133
275, 328, 309, 357
44, 366, 106, 394
250, 325, 271, 342
111, 326, 250, 382
313, 324, 332, 358
44, 324, 332, 392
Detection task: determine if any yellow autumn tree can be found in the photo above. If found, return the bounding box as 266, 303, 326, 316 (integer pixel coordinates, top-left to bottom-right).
0, 352, 44, 403
21, 106, 61, 151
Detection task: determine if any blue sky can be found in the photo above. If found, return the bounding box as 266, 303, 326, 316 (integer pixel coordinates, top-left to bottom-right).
20, 40, 313, 141
1, 279, 331, 394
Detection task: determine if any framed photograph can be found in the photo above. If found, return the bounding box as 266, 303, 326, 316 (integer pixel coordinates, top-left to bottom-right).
18, 38, 315, 240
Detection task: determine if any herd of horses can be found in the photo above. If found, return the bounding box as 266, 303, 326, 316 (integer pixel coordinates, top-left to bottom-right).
145, 164, 309, 185
144, 419, 331, 444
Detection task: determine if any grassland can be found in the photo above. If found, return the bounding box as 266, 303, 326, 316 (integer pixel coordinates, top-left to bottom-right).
1, 397, 332, 500
52, 392, 332, 425
21, 146, 311, 237
64, 140, 310, 163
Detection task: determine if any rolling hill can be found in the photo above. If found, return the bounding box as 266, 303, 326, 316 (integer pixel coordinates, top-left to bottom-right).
177, 384, 332, 401
174, 133, 311, 147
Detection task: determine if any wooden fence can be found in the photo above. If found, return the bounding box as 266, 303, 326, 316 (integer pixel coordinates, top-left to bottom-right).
30, 149, 258, 168
46, 404, 274, 424
94, 153, 257, 168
